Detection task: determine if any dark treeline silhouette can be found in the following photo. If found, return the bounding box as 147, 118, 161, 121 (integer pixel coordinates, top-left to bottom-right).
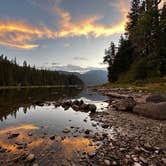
0, 55, 83, 86
104, 0, 166, 83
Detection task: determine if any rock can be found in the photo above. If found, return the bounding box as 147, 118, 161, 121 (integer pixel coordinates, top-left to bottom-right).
63, 128, 71, 133
162, 158, 166, 165
28, 132, 33, 136
0, 147, 6, 153
85, 129, 91, 134
88, 151, 96, 158
104, 159, 111, 165
8, 132, 20, 139
80, 103, 88, 110
133, 162, 142, 166
33, 164, 39, 166
133, 102, 166, 120
101, 124, 109, 128
146, 94, 166, 103
49, 135, 56, 140
33, 100, 44, 106
87, 104, 97, 113
139, 156, 148, 164
72, 105, 80, 111
26, 154, 35, 162
112, 97, 136, 111
72, 100, 80, 106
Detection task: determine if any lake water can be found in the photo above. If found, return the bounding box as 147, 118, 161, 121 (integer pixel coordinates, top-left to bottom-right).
0, 87, 113, 165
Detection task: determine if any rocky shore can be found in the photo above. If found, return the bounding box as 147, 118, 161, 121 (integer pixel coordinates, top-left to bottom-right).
0, 87, 166, 166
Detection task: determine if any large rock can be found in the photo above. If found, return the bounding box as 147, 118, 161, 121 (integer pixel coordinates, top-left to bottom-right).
133, 102, 166, 120
112, 97, 136, 111
146, 94, 166, 103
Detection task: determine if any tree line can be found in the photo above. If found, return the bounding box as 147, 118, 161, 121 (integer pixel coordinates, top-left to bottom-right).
104, 0, 166, 83
0, 55, 83, 86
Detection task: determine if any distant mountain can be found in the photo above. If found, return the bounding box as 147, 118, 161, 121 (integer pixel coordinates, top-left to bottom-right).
58, 70, 108, 85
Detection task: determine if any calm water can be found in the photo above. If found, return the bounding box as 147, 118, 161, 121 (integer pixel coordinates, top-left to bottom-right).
0, 88, 108, 132
0, 87, 113, 165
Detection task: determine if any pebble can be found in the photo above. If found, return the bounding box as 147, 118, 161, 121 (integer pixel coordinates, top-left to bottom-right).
162, 158, 166, 165
104, 159, 111, 165
133, 162, 142, 166
88, 151, 96, 158
63, 128, 71, 133
8, 132, 20, 139
26, 154, 35, 162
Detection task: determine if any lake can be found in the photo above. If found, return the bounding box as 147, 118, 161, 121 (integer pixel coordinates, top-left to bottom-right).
0, 87, 114, 165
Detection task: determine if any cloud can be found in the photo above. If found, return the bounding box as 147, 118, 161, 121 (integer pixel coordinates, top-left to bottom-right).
0, 20, 57, 49
73, 57, 88, 61
0, 0, 129, 49
52, 0, 129, 38
48, 64, 106, 73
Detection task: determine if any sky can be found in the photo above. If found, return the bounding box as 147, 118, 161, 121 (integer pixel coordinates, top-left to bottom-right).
0, 0, 130, 72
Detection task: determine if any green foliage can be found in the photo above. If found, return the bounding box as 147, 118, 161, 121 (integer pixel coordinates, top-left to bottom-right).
0, 55, 83, 86
104, 0, 166, 83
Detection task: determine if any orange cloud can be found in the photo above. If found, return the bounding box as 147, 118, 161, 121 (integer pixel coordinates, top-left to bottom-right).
0, 0, 129, 49
53, 0, 129, 38
0, 21, 57, 49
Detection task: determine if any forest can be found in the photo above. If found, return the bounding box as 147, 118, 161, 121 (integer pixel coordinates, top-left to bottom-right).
104, 0, 166, 83
0, 55, 83, 86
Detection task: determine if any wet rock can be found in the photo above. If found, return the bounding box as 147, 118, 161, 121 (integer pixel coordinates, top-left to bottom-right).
8, 132, 20, 139
87, 104, 97, 113
104, 159, 111, 165
133, 102, 166, 120
49, 135, 56, 140
85, 129, 91, 135
26, 154, 35, 162
0, 147, 6, 153
72, 105, 80, 111
88, 151, 96, 158
146, 94, 166, 103
33, 100, 44, 106
112, 97, 136, 111
28, 132, 33, 136
63, 128, 71, 133
101, 124, 109, 128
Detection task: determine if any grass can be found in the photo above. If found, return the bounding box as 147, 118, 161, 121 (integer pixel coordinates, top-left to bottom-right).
98, 82, 166, 93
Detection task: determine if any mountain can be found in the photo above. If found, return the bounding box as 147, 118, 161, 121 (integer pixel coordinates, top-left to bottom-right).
58, 70, 108, 85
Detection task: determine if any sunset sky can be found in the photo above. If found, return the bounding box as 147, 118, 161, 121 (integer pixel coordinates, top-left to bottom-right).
0, 0, 130, 72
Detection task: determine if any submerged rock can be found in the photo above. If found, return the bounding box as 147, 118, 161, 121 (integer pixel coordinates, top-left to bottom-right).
8, 132, 20, 139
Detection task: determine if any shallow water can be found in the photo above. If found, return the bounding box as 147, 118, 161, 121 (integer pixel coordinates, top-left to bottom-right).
0, 87, 113, 165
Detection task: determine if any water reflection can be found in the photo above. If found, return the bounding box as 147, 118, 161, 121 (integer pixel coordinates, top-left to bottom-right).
0, 87, 82, 121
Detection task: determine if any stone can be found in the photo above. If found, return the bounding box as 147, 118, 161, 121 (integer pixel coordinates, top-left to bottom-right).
87, 104, 97, 113
146, 94, 166, 103
8, 132, 20, 139
33, 164, 39, 166
133, 102, 166, 120
133, 162, 142, 166
101, 124, 109, 128
0, 148, 6, 153
104, 159, 111, 165
49, 135, 56, 140
162, 158, 166, 165
88, 151, 96, 157
112, 97, 136, 111
85, 129, 91, 135
63, 128, 71, 133
26, 154, 35, 162
72, 105, 80, 111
